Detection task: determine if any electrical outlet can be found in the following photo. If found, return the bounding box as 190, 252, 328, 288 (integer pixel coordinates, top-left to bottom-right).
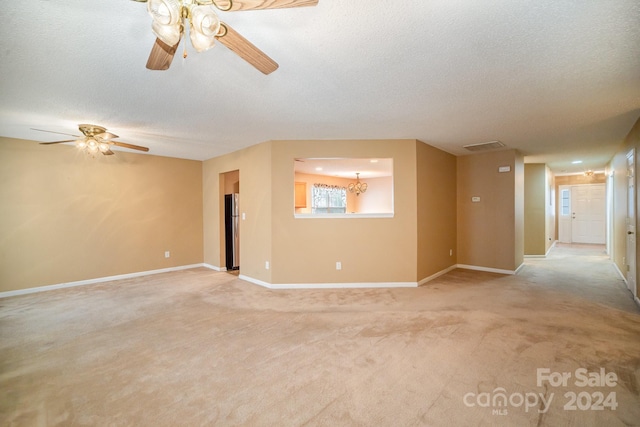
450, 249, 453, 256
164, 251, 170, 258
336, 261, 342, 270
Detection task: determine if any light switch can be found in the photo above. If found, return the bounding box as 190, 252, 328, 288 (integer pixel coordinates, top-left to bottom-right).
242, 212, 246, 220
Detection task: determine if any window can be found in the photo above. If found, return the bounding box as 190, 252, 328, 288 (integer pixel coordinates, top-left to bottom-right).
561, 189, 570, 216
312, 184, 346, 213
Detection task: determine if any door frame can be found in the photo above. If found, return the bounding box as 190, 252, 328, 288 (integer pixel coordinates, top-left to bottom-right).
626, 149, 637, 299
558, 185, 572, 243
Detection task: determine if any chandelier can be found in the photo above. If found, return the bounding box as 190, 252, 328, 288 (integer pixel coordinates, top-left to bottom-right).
348, 173, 367, 196
145, 0, 225, 53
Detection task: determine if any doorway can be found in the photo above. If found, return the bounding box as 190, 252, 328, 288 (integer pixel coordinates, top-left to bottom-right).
558, 184, 606, 244
221, 170, 240, 272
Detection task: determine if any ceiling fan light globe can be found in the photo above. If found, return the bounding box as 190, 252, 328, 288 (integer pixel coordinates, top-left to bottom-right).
88, 145, 99, 154
151, 21, 182, 46
75, 139, 87, 149
191, 5, 220, 37
147, 0, 181, 26
98, 143, 111, 153
189, 26, 216, 52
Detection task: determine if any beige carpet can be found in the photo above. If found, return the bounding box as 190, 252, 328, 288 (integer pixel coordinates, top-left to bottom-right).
1, 244, 639, 426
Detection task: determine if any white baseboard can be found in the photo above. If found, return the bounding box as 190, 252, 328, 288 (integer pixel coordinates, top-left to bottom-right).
456, 264, 519, 275
203, 264, 224, 272
0, 261, 534, 298
0, 264, 207, 299
523, 241, 558, 259
238, 274, 418, 289
612, 262, 628, 283
418, 265, 457, 286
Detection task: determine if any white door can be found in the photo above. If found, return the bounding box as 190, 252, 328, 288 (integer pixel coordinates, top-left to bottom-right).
571, 184, 606, 244
626, 150, 636, 298
558, 186, 572, 243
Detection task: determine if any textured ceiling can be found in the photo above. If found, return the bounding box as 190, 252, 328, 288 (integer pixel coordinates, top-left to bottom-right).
1, 0, 639, 173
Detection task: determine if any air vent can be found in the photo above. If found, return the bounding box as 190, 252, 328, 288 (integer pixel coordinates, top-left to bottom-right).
463, 140, 505, 152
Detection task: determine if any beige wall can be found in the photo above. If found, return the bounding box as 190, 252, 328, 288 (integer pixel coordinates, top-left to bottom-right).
203, 138, 458, 286
3, 134, 538, 292
608, 115, 640, 297
0, 137, 203, 292
352, 176, 393, 214
457, 150, 524, 271
525, 164, 546, 255
546, 166, 556, 253
514, 152, 525, 269
416, 140, 457, 280
271, 139, 418, 284
203, 142, 272, 283
524, 164, 555, 255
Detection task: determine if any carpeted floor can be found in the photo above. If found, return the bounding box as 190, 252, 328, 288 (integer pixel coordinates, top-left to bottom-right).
1, 244, 639, 426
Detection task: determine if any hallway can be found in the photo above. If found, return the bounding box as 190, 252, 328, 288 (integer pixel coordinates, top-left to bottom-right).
521, 243, 638, 313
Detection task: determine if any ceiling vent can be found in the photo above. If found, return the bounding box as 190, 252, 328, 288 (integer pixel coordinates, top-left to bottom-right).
463, 140, 505, 152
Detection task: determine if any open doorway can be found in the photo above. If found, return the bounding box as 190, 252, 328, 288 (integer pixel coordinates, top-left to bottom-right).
221, 170, 240, 272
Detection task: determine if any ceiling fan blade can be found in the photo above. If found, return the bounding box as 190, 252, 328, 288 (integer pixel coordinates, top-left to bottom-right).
146, 38, 179, 71
212, 0, 317, 11
31, 128, 81, 138
111, 141, 150, 152
216, 23, 278, 74
96, 132, 119, 140
39, 139, 76, 145
102, 149, 115, 156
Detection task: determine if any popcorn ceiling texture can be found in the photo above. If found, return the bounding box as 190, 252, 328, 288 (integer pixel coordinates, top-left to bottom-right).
0, 1, 638, 171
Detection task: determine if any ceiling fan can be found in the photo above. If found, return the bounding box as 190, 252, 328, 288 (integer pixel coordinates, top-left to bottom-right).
133, 0, 319, 74
34, 124, 149, 156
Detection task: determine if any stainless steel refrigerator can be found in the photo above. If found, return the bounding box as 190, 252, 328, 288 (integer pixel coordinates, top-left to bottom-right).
224, 193, 240, 270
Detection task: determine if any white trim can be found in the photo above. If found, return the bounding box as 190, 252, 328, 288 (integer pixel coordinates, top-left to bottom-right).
238, 274, 417, 289
456, 264, 519, 275
0, 264, 206, 299
0, 262, 533, 297
635, 296, 640, 309
522, 239, 557, 258
613, 262, 628, 284
515, 263, 525, 274
418, 265, 457, 286
203, 263, 224, 271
